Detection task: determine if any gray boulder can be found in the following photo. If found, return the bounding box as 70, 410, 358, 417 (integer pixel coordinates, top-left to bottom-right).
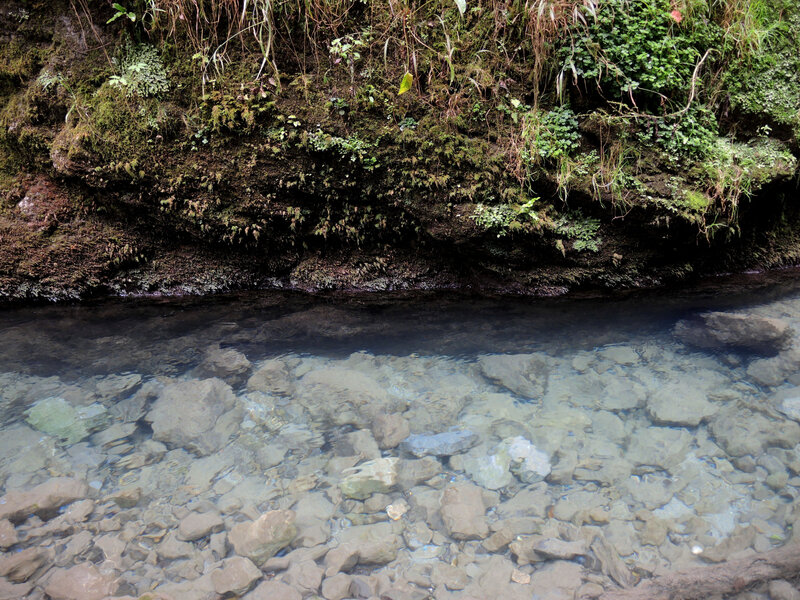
674, 311, 791, 355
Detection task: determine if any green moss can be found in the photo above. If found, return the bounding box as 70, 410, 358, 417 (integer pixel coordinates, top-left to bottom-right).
681, 190, 711, 212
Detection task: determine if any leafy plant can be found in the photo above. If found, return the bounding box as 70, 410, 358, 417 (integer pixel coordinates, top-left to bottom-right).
470, 197, 540, 237
561, 0, 705, 102
521, 106, 580, 165
553, 211, 602, 252
330, 30, 371, 83
109, 43, 169, 98
199, 87, 275, 134
107, 3, 136, 24
307, 130, 378, 170
637, 104, 718, 160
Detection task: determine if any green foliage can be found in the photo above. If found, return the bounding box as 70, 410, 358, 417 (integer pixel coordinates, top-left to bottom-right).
330, 30, 371, 82
725, 11, 800, 133
107, 3, 136, 24
695, 136, 797, 209
307, 130, 378, 170
681, 190, 710, 212
637, 104, 719, 160
471, 203, 515, 236
562, 0, 706, 101
470, 197, 540, 237
199, 87, 276, 135
109, 43, 168, 98
553, 211, 602, 252
521, 106, 580, 165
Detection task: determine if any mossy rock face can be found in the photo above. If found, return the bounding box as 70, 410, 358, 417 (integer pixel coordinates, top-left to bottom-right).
1, 0, 800, 300
25, 397, 109, 443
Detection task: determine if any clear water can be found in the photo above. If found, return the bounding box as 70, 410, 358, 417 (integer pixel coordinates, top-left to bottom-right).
2, 277, 800, 599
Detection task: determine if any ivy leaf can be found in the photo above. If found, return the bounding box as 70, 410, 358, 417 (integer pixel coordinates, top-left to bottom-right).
454, 0, 466, 16
398, 72, 413, 95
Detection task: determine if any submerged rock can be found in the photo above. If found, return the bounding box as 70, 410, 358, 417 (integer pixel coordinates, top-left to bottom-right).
194, 346, 252, 385
0, 520, 17, 549
339, 457, 398, 499
459, 449, 513, 490
177, 511, 224, 541
400, 430, 479, 457
145, 377, 242, 456
504, 436, 551, 482
211, 556, 262, 596
478, 353, 549, 399
674, 311, 791, 355
25, 397, 108, 444
229, 510, 297, 565
440, 482, 489, 540
44, 563, 118, 600
772, 387, 800, 422
709, 409, 800, 456
296, 367, 400, 428
646, 382, 719, 426
0, 477, 88, 522
244, 580, 302, 600
457, 437, 550, 489
0, 546, 52, 582
336, 522, 400, 565
371, 413, 410, 449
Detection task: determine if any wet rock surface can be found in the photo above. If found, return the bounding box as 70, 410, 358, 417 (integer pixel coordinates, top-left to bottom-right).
2, 298, 800, 599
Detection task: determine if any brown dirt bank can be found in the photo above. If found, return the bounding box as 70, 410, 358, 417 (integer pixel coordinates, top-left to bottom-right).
2, 0, 800, 304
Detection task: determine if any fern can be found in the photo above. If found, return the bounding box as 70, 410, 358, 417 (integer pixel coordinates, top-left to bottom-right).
109, 43, 169, 98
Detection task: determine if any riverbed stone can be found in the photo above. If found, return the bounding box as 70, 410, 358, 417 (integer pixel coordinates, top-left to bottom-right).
0, 579, 32, 600
458, 447, 513, 490
145, 377, 241, 456
599, 345, 640, 365
296, 367, 399, 427
626, 427, 693, 472
283, 559, 324, 595
211, 556, 261, 596
335, 428, 381, 459
400, 430, 479, 457
339, 457, 398, 499
0, 521, 16, 549
337, 522, 400, 565
768, 579, 800, 600
246, 358, 294, 396
674, 311, 792, 354
534, 538, 588, 560
527, 560, 584, 599
647, 382, 719, 426
0, 477, 88, 522
396, 457, 443, 488
709, 409, 800, 456
25, 397, 108, 444
244, 580, 302, 600
158, 531, 194, 560
440, 482, 489, 540
229, 510, 297, 565
371, 413, 410, 449
0, 547, 51, 582
478, 353, 548, 399
503, 436, 551, 482
195, 346, 251, 385
321, 573, 352, 600
772, 387, 800, 422
178, 511, 224, 541
44, 563, 118, 600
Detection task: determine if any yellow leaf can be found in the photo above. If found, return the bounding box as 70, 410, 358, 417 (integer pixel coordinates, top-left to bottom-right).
398, 72, 413, 95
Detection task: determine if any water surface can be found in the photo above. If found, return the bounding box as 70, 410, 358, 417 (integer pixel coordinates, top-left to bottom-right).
3, 278, 800, 598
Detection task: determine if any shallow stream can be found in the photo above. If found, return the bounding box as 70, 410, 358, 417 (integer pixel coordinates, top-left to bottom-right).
3, 277, 800, 599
